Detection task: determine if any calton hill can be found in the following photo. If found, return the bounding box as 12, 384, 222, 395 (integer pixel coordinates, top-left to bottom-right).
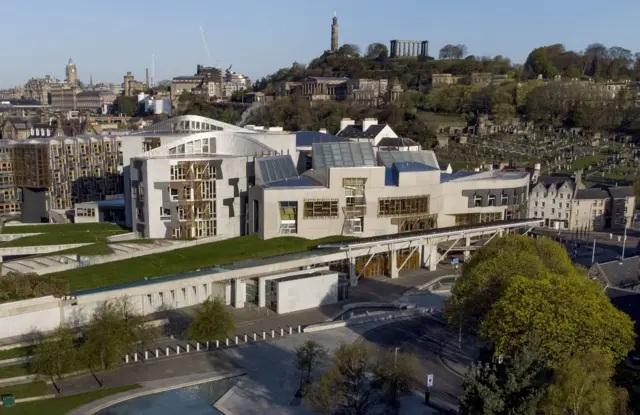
176, 42, 640, 186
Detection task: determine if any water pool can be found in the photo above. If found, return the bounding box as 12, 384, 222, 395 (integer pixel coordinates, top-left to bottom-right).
94, 376, 240, 414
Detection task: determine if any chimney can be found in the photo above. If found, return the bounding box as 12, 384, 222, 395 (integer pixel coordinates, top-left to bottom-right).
339, 118, 355, 132
362, 118, 378, 132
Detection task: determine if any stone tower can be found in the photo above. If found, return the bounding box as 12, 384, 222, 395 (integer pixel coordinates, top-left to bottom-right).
65, 58, 78, 86
331, 12, 338, 52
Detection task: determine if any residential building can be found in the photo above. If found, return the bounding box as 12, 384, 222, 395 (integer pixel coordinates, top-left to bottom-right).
608, 186, 635, 229
336, 118, 420, 150
528, 175, 577, 229
2, 135, 123, 222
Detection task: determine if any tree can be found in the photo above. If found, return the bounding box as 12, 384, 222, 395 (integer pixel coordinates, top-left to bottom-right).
372, 348, 418, 409
633, 180, 640, 201
523, 44, 564, 78
30, 325, 77, 393
295, 340, 329, 396
445, 234, 576, 332
481, 273, 635, 367
459, 342, 548, 415
365, 43, 388, 60
185, 297, 235, 343
338, 44, 361, 57
543, 349, 629, 415
81, 297, 152, 387
439, 44, 465, 60
306, 342, 381, 415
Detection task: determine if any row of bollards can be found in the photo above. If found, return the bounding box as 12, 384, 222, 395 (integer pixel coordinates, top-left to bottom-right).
124, 325, 303, 363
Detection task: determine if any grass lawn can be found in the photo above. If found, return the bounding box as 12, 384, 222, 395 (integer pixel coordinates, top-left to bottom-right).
0, 384, 140, 414
570, 155, 604, 171
0, 381, 48, 399
0, 224, 128, 248
0, 364, 30, 380
49, 235, 351, 292
0, 347, 34, 362
54, 243, 114, 256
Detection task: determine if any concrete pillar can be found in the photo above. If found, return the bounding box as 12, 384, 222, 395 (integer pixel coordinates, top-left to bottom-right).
429, 243, 438, 271
134, 353, 138, 362
197, 342, 200, 351
186, 344, 190, 352
289, 327, 293, 335
166, 347, 169, 356
206, 341, 209, 350
280, 328, 284, 336
216, 340, 219, 348
390, 249, 399, 279
253, 333, 257, 341
235, 336, 239, 345
226, 338, 229, 346
463, 236, 471, 262
271, 329, 275, 338
156, 349, 159, 358
258, 278, 266, 308
145, 351, 149, 360
349, 258, 357, 286
412, 42, 416, 56
176, 346, 180, 354
262, 331, 266, 339
233, 279, 246, 308
125, 354, 129, 363
244, 334, 248, 343
298, 325, 302, 333
402, 42, 406, 56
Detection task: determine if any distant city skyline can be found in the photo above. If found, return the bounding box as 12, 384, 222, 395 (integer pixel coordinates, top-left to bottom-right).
2, 0, 640, 88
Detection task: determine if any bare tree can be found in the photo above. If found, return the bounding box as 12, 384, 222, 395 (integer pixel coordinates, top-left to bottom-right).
295, 340, 329, 396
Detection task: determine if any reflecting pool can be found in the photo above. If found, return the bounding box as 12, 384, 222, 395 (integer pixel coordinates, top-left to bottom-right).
95, 376, 240, 414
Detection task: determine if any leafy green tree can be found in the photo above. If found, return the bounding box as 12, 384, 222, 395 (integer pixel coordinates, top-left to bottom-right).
338, 44, 360, 57
294, 340, 329, 395
445, 234, 576, 332
30, 325, 77, 393
482, 273, 635, 366
439, 44, 466, 60
306, 342, 381, 415
543, 349, 629, 415
372, 348, 418, 409
459, 342, 548, 415
365, 43, 388, 60
523, 44, 564, 78
81, 297, 153, 387
185, 297, 235, 343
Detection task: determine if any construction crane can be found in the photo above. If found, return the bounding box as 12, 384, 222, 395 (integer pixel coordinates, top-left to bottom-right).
200, 25, 214, 67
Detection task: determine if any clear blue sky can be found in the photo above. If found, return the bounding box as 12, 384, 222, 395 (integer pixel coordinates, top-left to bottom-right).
2, 0, 639, 88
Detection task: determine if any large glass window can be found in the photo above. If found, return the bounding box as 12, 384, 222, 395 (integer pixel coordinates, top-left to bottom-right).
303, 200, 339, 218
454, 212, 502, 226
279, 201, 298, 234
378, 196, 429, 217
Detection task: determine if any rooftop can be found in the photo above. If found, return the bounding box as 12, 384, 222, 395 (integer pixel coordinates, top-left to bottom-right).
440, 170, 529, 183
608, 186, 634, 198
597, 256, 640, 289
260, 175, 324, 189
312, 142, 376, 169
255, 155, 298, 184
336, 124, 387, 139
378, 150, 439, 169
575, 188, 610, 200
295, 131, 349, 147
376, 137, 419, 147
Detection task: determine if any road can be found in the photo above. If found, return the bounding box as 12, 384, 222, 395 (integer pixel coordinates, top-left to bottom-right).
360, 316, 479, 409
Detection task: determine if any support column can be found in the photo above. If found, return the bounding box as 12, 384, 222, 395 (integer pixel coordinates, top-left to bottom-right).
349, 258, 357, 287
428, 243, 438, 271
390, 249, 399, 279
258, 277, 266, 308
463, 236, 471, 262
412, 42, 416, 56
402, 42, 406, 56
233, 279, 246, 308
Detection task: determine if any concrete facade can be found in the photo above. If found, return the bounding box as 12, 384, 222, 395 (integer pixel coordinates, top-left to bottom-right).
248, 143, 529, 240
275, 270, 339, 314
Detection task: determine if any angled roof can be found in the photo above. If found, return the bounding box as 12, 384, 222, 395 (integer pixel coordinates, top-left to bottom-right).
393, 161, 439, 173
378, 150, 439, 169
575, 188, 610, 200
597, 256, 640, 289
376, 137, 419, 147
295, 131, 349, 147
260, 176, 325, 189
255, 155, 298, 184
337, 124, 388, 139
312, 142, 376, 169
608, 186, 634, 198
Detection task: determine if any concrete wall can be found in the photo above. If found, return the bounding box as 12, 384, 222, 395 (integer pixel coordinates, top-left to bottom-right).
0, 296, 63, 339
0, 243, 90, 258
250, 166, 530, 240
276, 271, 339, 314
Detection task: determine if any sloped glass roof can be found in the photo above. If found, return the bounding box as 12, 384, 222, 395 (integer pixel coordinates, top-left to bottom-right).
312, 142, 376, 169
378, 150, 439, 169
257, 155, 298, 183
